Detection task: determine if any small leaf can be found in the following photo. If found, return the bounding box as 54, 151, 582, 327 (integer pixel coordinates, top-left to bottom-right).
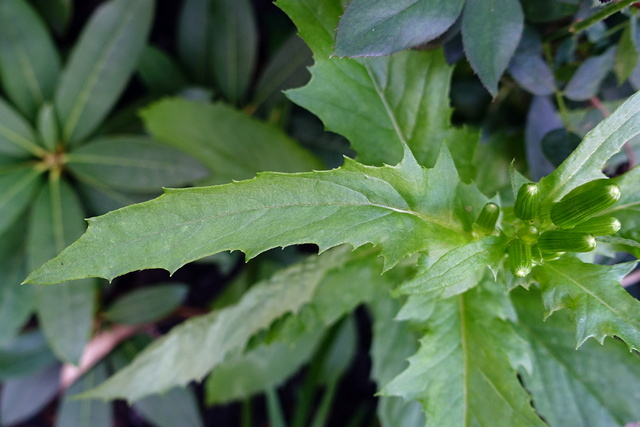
0, 0, 60, 119
56, 362, 113, 427
564, 46, 616, 101
615, 22, 639, 84
541, 128, 582, 167
140, 99, 322, 185
104, 284, 188, 325
137, 45, 188, 95
532, 258, 640, 350
208, 0, 257, 105
508, 52, 555, 96
462, 0, 524, 96
334, 0, 464, 57
55, 0, 154, 144
36, 103, 61, 151
177, 0, 210, 84
66, 136, 209, 192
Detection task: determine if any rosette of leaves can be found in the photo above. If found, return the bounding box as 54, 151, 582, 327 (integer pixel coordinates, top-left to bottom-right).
0, 0, 211, 365
22, 0, 640, 425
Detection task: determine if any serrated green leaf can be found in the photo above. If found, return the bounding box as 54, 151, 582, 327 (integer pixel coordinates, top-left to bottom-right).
25, 146, 466, 285
539, 90, 640, 205
54, 0, 154, 144
462, 0, 524, 96
383, 280, 545, 427
512, 286, 640, 427
279, 0, 478, 173
27, 178, 96, 364
104, 284, 188, 325
76, 247, 359, 402
140, 99, 322, 185
56, 362, 112, 427
396, 236, 507, 297
334, 0, 463, 57
0, 0, 60, 120
0, 97, 45, 157
0, 166, 44, 236
66, 136, 209, 192
208, 0, 257, 105
532, 258, 640, 350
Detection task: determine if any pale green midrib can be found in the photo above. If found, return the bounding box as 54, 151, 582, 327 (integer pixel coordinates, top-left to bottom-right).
547, 263, 640, 335
66, 153, 176, 169
0, 168, 41, 208
518, 321, 626, 425
458, 295, 469, 426
62, 1, 141, 141
7, 13, 45, 106
0, 123, 43, 155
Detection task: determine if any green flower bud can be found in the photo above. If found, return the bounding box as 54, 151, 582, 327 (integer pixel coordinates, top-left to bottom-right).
508, 238, 532, 277
517, 225, 539, 245
537, 230, 597, 253
514, 183, 540, 220
568, 216, 621, 236
474, 203, 500, 234
550, 181, 621, 228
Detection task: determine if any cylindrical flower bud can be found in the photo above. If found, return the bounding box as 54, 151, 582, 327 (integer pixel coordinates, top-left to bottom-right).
550, 181, 621, 228
508, 238, 533, 277
537, 230, 597, 253
474, 203, 500, 234
517, 225, 539, 245
568, 216, 621, 236
514, 183, 540, 220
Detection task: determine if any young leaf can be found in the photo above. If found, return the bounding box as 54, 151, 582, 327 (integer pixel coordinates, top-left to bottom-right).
25, 147, 466, 285
66, 136, 209, 192
279, 0, 478, 174
462, 0, 524, 96
532, 258, 640, 350
0, 0, 60, 120
334, 0, 464, 57
512, 286, 640, 426
538, 90, 640, 204
382, 280, 546, 427
137, 46, 188, 95
54, 0, 154, 144
140, 99, 323, 185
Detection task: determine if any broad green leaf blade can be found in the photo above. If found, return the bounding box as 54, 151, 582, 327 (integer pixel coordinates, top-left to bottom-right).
208, 0, 257, 105
512, 286, 640, 427
0, 166, 44, 236
532, 258, 640, 350
0, 332, 56, 380
56, 362, 112, 427
0, 97, 46, 157
539, 90, 640, 205
137, 46, 188, 95
0, 363, 59, 426
396, 236, 507, 297
177, 0, 210, 84
279, 0, 478, 173
104, 284, 188, 325
54, 0, 154, 144
334, 0, 463, 57
25, 147, 466, 285
78, 247, 358, 401
0, 0, 60, 119
140, 99, 323, 185
383, 281, 545, 427
27, 178, 96, 364
462, 0, 524, 96
66, 136, 209, 192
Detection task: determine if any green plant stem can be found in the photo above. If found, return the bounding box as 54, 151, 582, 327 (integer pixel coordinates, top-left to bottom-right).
266, 387, 287, 427
570, 0, 637, 34
310, 381, 338, 427
241, 399, 253, 427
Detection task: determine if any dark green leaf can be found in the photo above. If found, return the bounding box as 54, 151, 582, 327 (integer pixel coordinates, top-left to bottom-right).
334, 0, 463, 57
462, 0, 524, 96
0, 0, 60, 119
532, 258, 640, 350
140, 99, 323, 185
0, 363, 60, 426
615, 22, 639, 84
177, 0, 210, 84
75, 181, 156, 216
564, 46, 615, 101
36, 103, 61, 151
137, 46, 188, 95
104, 284, 188, 325
66, 136, 209, 192
0, 166, 43, 236
279, 0, 478, 174
520, 0, 578, 23
0, 97, 45, 157
0, 332, 56, 380
56, 362, 112, 427
208, 0, 257, 105
512, 286, 640, 426
27, 178, 96, 364
33, 0, 72, 36
541, 128, 582, 167
54, 0, 154, 144
25, 148, 467, 285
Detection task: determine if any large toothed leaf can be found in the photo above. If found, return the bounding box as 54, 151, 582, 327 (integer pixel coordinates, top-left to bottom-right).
25, 147, 466, 285
77, 247, 367, 401
382, 280, 545, 427
512, 286, 640, 427
539, 90, 640, 204
54, 0, 153, 144
334, 0, 464, 57
278, 0, 478, 176
532, 258, 640, 351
